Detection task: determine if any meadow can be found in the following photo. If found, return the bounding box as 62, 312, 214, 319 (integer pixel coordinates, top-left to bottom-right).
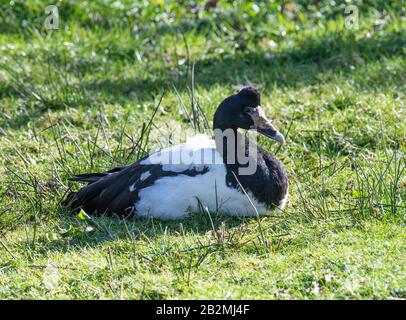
0, 0, 405, 299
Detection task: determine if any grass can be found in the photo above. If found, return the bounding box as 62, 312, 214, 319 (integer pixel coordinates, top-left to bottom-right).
0, 0, 405, 299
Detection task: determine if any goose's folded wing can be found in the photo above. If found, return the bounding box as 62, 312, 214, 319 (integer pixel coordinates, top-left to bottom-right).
63, 137, 221, 217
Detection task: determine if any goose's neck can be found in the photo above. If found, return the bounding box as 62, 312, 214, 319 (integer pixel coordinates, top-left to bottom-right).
214, 127, 249, 166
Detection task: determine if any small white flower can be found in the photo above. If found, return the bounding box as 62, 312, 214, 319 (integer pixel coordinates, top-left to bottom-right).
252, 4, 260, 13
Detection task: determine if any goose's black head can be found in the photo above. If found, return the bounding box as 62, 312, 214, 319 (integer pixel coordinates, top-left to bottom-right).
213, 87, 285, 144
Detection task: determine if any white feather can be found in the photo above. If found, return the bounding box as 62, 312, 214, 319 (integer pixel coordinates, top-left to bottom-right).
129, 183, 136, 192
140, 171, 151, 181
276, 187, 288, 212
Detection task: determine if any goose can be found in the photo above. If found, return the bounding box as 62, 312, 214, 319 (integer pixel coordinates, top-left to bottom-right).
63, 87, 288, 219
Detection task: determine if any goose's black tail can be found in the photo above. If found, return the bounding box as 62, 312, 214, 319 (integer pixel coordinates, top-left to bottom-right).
67, 165, 127, 184
61, 164, 139, 218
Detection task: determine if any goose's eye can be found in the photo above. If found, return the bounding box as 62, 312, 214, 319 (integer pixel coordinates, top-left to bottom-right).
243, 107, 252, 114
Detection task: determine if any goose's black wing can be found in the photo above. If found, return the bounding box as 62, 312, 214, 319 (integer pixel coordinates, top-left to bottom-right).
63, 160, 209, 218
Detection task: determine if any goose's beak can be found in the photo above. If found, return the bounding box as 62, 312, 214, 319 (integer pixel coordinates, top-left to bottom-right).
257, 127, 285, 144
250, 106, 285, 145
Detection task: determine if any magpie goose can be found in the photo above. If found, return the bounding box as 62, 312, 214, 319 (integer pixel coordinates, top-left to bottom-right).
63, 87, 288, 219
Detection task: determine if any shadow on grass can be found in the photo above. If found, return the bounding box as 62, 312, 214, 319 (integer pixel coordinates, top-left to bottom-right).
31, 209, 278, 255
1, 31, 404, 131
82, 31, 404, 99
